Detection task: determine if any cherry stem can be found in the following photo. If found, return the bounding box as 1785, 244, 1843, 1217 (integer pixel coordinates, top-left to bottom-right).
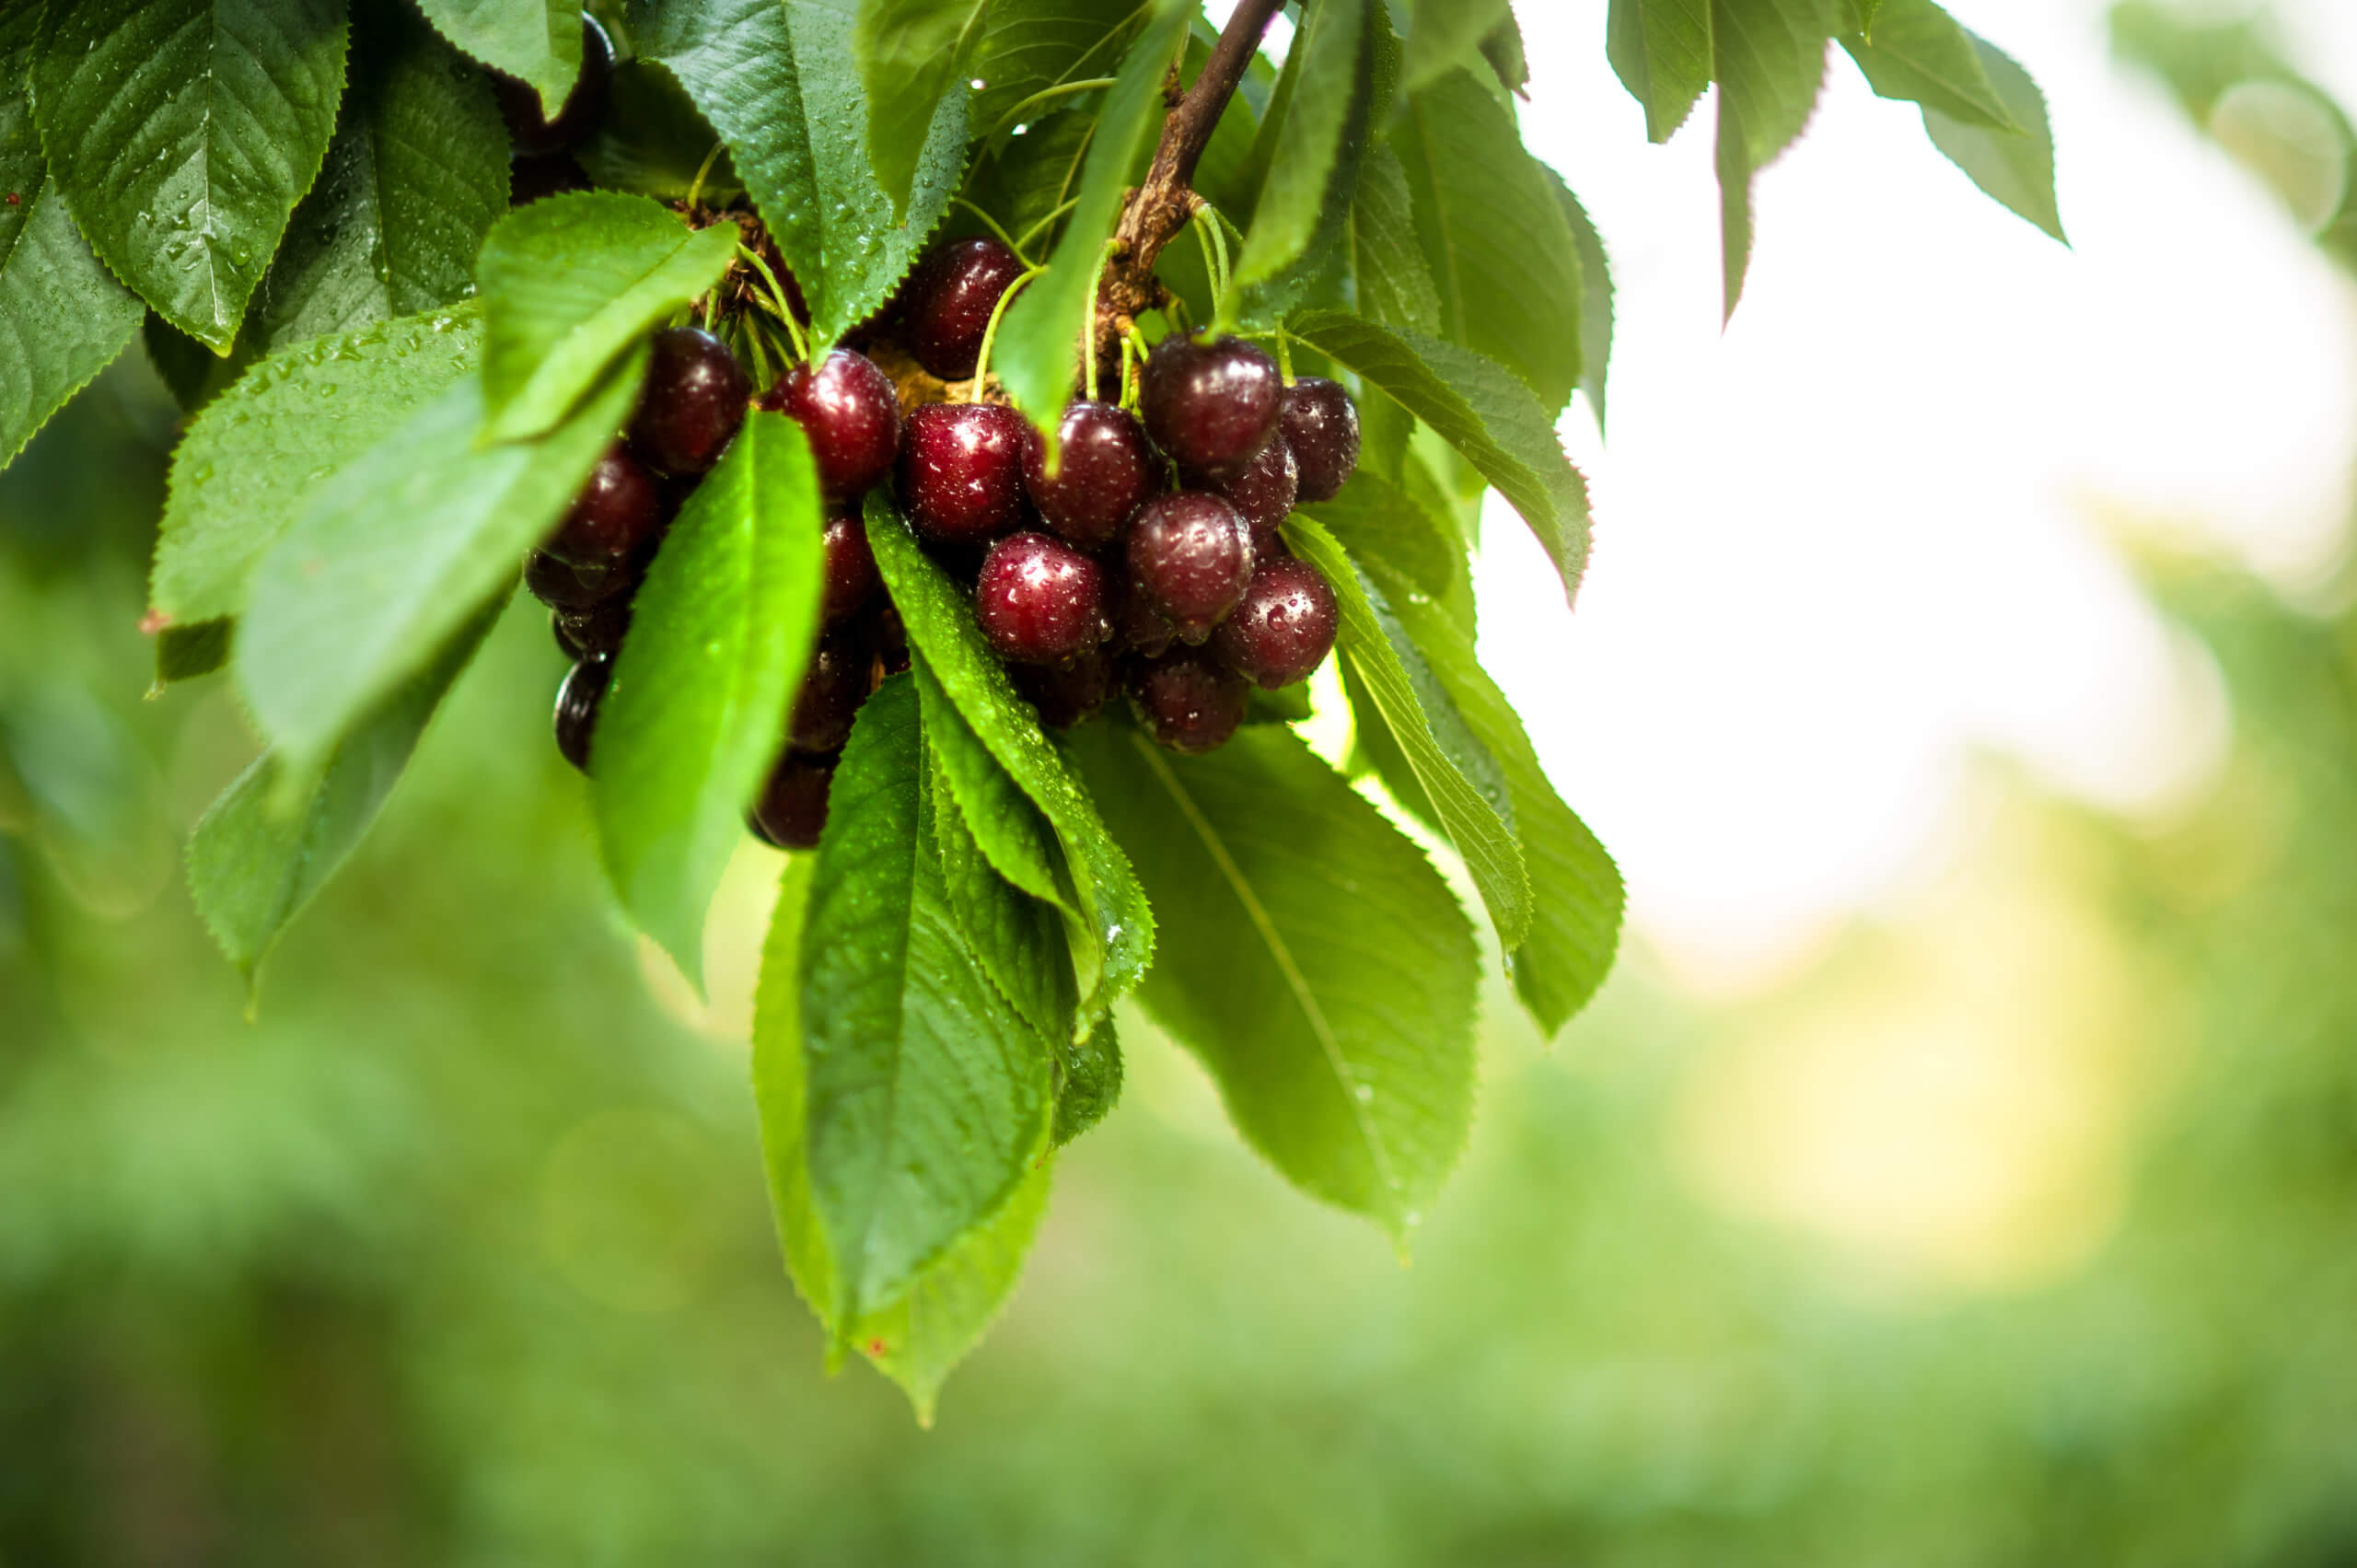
737, 244, 809, 362
684, 142, 726, 213
986, 76, 1119, 137
953, 197, 1030, 267
970, 265, 1045, 402
1190, 199, 1232, 326
1014, 196, 1082, 258
1273, 322, 1295, 384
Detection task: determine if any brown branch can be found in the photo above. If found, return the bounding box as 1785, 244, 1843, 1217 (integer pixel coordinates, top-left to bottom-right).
1093, 0, 1287, 370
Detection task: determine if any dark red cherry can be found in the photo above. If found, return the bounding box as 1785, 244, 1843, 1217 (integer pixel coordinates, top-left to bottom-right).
821, 508, 881, 623
1197, 433, 1295, 542
1024, 400, 1159, 549
1211, 553, 1338, 689
975, 532, 1108, 665
872, 602, 911, 676
493, 15, 614, 157
525, 548, 634, 610
553, 655, 612, 772
789, 629, 871, 754
761, 348, 900, 501
1109, 575, 1177, 658
1131, 648, 1248, 754
627, 326, 750, 477
899, 401, 1030, 548
750, 751, 837, 850
544, 441, 664, 568
1140, 333, 1283, 482
552, 599, 632, 660
1013, 648, 1114, 728
1281, 377, 1361, 503
1124, 492, 1255, 641
900, 238, 1028, 381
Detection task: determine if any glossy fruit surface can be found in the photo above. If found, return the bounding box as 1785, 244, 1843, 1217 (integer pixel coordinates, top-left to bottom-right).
821, 509, 881, 623
627, 326, 750, 477
1280, 377, 1361, 503
553, 655, 612, 772
1013, 648, 1114, 728
899, 402, 1030, 547
525, 549, 633, 611
1139, 334, 1283, 482
750, 751, 837, 850
762, 349, 900, 501
789, 630, 870, 754
552, 599, 632, 660
1201, 432, 1295, 541
493, 15, 613, 156
1023, 400, 1158, 549
975, 532, 1107, 665
901, 238, 1028, 380
1124, 492, 1255, 639
1210, 553, 1338, 689
544, 442, 664, 568
1131, 648, 1248, 754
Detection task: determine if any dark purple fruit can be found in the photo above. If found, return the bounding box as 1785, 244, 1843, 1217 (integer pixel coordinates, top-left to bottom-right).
544, 441, 664, 568
873, 602, 911, 676
553, 599, 632, 660
1124, 492, 1255, 641
493, 16, 613, 157
627, 326, 750, 477
975, 532, 1108, 666
1281, 377, 1361, 503
554, 655, 612, 772
1024, 400, 1159, 549
1109, 575, 1177, 658
1013, 648, 1114, 728
822, 507, 881, 623
1131, 648, 1248, 754
901, 238, 1028, 381
1199, 433, 1295, 542
790, 629, 870, 754
899, 402, 1030, 548
1140, 334, 1283, 482
761, 349, 900, 501
1211, 553, 1338, 689
509, 153, 593, 206
526, 549, 633, 611
751, 751, 836, 849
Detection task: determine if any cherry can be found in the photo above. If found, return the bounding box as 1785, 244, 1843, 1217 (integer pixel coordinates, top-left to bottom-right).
1131, 648, 1248, 754
525, 548, 633, 611
1024, 401, 1159, 549
761, 348, 900, 501
821, 508, 881, 623
627, 326, 750, 477
493, 15, 613, 157
1140, 334, 1283, 482
872, 602, 911, 676
1280, 377, 1361, 503
543, 441, 663, 568
1109, 575, 1177, 658
899, 402, 1030, 548
1210, 552, 1338, 689
900, 238, 1028, 381
750, 751, 837, 850
1198, 433, 1295, 542
553, 655, 612, 772
975, 532, 1108, 665
1013, 648, 1114, 728
790, 628, 871, 753
552, 599, 632, 660
1124, 492, 1255, 641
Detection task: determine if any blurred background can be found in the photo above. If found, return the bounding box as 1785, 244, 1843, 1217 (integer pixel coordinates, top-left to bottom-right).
7, 0, 2357, 1562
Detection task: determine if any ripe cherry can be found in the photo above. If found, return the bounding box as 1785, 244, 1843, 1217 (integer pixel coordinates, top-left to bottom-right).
493, 15, 614, 156
761, 348, 900, 501
543, 442, 664, 568
790, 629, 871, 754
1210, 552, 1338, 689
1024, 401, 1158, 550
1131, 648, 1249, 754
1140, 334, 1283, 482
1281, 377, 1361, 503
552, 599, 632, 660
1124, 492, 1255, 641
1013, 648, 1115, 728
1199, 433, 1295, 542
751, 751, 837, 850
872, 602, 911, 676
821, 508, 881, 623
975, 532, 1108, 665
628, 326, 750, 477
900, 238, 1028, 380
525, 549, 633, 611
554, 655, 612, 772
1109, 575, 1177, 658
899, 402, 1030, 548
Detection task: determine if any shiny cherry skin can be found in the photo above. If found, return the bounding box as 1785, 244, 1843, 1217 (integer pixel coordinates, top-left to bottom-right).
1131, 648, 1249, 754
1124, 491, 1255, 641
1013, 648, 1115, 728
1210, 552, 1338, 690
544, 441, 664, 568
821, 507, 881, 623
552, 599, 632, 660
526, 549, 633, 611
1024, 401, 1159, 550
750, 751, 838, 849
1140, 333, 1283, 482
975, 532, 1108, 665
1198, 433, 1295, 542
898, 402, 1030, 548
554, 654, 612, 772
761, 349, 900, 502
628, 327, 751, 477
1280, 377, 1361, 503
789, 628, 871, 754
900, 238, 1028, 380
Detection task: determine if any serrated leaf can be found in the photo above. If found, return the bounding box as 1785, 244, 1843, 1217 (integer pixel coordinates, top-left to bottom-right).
1295, 465, 1461, 607
1925, 33, 2064, 244
856, 0, 988, 219
32, 0, 349, 349
1557, 179, 1616, 431
155, 620, 232, 686
248, 4, 507, 354
926, 741, 1075, 1042
591, 412, 824, 982
970, 0, 1144, 133
0, 186, 142, 472
576, 60, 744, 203
1052, 1003, 1120, 1144
1840, 0, 2016, 131
1069, 722, 1478, 1239
1399, 0, 1510, 98
1346, 141, 1443, 338
477, 192, 735, 443
1289, 309, 1590, 608
188, 605, 494, 989
143, 312, 253, 415
414, 0, 581, 117
237, 350, 642, 778
1480, 11, 1528, 98
1845, 0, 1881, 30
1287, 516, 1528, 950
1713, 0, 1841, 319
866, 494, 1154, 1011
1235, 0, 1369, 295
151, 304, 484, 635
752, 852, 1054, 1423
1608, 0, 1713, 144
0, 6, 44, 263
992, 0, 1190, 436
1391, 64, 1583, 415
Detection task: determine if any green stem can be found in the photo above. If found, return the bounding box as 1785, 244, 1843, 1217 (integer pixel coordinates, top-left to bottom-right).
952, 198, 1030, 266
1014, 197, 1081, 259
986, 76, 1120, 137
969, 266, 1045, 402
1273, 321, 1295, 384
684, 142, 726, 213
737, 244, 809, 362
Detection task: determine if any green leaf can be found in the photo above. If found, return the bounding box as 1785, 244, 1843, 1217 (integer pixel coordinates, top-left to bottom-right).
414, 0, 581, 118
247, 5, 508, 353
1234, 0, 1370, 295
576, 60, 744, 203
1052, 1004, 1120, 1145
0, 6, 46, 264
155, 620, 233, 686
1069, 722, 1478, 1239
1557, 179, 1616, 431
1286, 516, 1528, 950
1840, 0, 2016, 131
1608, 0, 1713, 143
32, 0, 349, 348
1480, 11, 1529, 97
143, 312, 253, 416
1391, 65, 1584, 415
961, 106, 1098, 252
591, 412, 824, 982
188, 606, 495, 989
792, 675, 1056, 1337
1845, 0, 1881, 30
992, 0, 1190, 436
970, 0, 1144, 133
866, 494, 1155, 1011
477, 192, 736, 443
236, 350, 642, 778
151, 304, 484, 634
855, 0, 988, 219
1295, 467, 1463, 617
0, 186, 142, 472
1924, 33, 2064, 244
1346, 141, 1444, 338
1399, 0, 1510, 97
753, 853, 1054, 1423
926, 742, 1075, 1043
1713, 0, 1841, 319
636, 0, 973, 348
1289, 309, 1591, 608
